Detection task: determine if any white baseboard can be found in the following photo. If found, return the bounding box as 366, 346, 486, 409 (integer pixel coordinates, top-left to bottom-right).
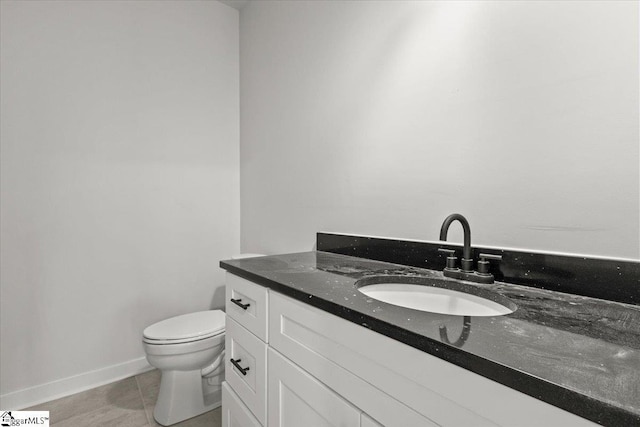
0, 357, 153, 410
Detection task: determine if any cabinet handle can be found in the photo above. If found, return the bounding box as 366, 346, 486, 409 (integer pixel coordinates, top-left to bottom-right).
230, 358, 250, 375
230, 298, 250, 310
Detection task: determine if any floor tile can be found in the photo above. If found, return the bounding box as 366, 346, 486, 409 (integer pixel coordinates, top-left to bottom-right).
24, 370, 221, 427
26, 377, 144, 425
136, 369, 161, 425
52, 404, 148, 427
146, 406, 222, 427
176, 407, 222, 427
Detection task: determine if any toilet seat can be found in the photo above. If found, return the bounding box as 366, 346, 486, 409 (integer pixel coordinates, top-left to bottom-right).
143, 331, 224, 345
143, 310, 225, 345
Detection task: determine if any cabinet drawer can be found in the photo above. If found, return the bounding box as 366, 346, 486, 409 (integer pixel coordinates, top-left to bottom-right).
226, 273, 269, 342
226, 317, 267, 425
222, 382, 262, 427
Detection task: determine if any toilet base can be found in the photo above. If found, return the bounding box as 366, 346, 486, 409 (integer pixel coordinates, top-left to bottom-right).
153, 369, 221, 426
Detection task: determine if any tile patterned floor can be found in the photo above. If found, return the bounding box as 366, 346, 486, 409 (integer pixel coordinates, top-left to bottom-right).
26, 370, 221, 427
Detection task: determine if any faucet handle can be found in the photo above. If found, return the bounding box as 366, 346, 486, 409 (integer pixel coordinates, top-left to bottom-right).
438, 248, 458, 269
477, 253, 502, 275
479, 253, 502, 261
438, 248, 456, 256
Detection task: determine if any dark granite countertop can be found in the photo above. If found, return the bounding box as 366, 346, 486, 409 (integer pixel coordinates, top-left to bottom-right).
220, 251, 640, 426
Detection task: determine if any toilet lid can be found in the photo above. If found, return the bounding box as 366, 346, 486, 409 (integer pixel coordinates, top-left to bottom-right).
143, 310, 225, 342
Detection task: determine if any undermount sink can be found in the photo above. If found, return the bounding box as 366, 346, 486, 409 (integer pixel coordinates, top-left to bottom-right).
356, 276, 517, 317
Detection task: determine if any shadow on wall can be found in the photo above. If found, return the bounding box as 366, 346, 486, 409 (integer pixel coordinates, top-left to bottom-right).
212, 286, 226, 311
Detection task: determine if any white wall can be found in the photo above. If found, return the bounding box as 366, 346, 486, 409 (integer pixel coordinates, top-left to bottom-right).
0, 0, 239, 407
239, 0, 639, 259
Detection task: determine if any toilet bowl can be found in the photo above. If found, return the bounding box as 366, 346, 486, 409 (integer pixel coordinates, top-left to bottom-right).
143, 310, 225, 426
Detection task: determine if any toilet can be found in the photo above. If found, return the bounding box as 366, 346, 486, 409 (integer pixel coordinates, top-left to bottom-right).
143, 310, 226, 426
142, 254, 263, 426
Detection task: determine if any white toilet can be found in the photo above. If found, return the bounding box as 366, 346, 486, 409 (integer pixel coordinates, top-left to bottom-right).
142, 254, 264, 425
143, 310, 226, 426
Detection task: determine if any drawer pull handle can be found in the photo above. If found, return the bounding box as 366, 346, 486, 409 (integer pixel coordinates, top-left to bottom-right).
230, 358, 250, 375
230, 298, 250, 310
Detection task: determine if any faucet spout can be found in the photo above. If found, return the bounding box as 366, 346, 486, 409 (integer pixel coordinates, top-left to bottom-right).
440, 213, 472, 265
438, 213, 501, 283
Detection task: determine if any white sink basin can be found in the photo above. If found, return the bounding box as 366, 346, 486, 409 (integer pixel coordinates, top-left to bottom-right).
357, 279, 516, 317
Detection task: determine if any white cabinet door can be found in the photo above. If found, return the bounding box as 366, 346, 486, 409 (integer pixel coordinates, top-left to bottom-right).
222, 382, 262, 427
268, 348, 361, 427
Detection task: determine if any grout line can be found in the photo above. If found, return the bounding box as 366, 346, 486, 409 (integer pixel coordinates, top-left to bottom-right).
134, 374, 153, 427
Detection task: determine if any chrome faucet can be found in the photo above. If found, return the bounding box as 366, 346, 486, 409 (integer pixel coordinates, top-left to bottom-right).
438, 213, 502, 284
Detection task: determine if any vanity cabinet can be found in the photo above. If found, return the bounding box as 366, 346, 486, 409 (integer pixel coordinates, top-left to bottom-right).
223, 272, 596, 427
